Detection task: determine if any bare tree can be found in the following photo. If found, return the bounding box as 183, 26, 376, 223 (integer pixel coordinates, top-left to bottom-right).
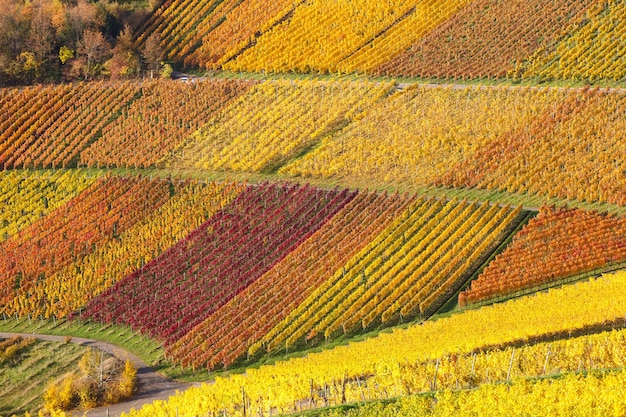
0, 0, 29, 56
67, 0, 98, 44
77, 29, 110, 78
28, 0, 55, 64
142, 32, 163, 77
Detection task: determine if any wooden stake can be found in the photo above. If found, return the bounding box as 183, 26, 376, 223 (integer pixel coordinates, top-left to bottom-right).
242, 386, 247, 417
433, 358, 439, 390
507, 349, 515, 381
543, 346, 551, 375
471, 352, 477, 375
357, 376, 365, 401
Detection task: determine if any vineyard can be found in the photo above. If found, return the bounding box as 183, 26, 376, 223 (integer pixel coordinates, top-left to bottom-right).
81, 184, 355, 342
0, 170, 96, 242
171, 79, 393, 172
79, 79, 254, 168
460, 206, 626, 306
0, 179, 520, 374
2, 80, 626, 415
130, 0, 625, 83
375, 0, 595, 79
3, 0, 626, 415
1, 80, 625, 210
113, 270, 626, 417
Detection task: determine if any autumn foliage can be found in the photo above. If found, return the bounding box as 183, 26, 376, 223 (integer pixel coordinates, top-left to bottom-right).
119, 271, 626, 417
81, 184, 355, 342
459, 206, 626, 306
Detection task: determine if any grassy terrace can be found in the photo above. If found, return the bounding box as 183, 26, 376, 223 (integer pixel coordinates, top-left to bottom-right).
0, 309, 436, 384
0, 338, 87, 415
0, 317, 186, 379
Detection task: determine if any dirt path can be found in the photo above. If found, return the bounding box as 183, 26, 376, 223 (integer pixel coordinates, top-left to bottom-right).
0, 332, 196, 417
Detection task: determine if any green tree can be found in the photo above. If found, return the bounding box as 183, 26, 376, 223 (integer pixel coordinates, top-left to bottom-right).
59, 45, 74, 64
160, 61, 173, 79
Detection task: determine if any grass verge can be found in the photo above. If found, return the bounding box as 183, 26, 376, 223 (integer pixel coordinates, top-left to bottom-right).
0, 318, 202, 381
0, 338, 86, 416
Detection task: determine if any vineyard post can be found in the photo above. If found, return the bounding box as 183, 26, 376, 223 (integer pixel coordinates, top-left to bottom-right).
28, 314, 31, 325
432, 358, 439, 391
341, 373, 347, 404
356, 376, 365, 401
470, 352, 477, 387
324, 383, 329, 407
2, 313, 5, 323
242, 386, 247, 417
543, 346, 551, 375
309, 379, 314, 409
507, 348, 515, 381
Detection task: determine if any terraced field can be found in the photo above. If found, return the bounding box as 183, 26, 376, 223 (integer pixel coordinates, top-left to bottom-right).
2, 0, 626, 416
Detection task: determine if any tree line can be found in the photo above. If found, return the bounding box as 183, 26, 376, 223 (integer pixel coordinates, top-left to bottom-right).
0, 0, 170, 86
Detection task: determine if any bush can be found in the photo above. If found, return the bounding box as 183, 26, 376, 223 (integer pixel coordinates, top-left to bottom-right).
43, 349, 137, 411
118, 360, 137, 398
44, 373, 76, 412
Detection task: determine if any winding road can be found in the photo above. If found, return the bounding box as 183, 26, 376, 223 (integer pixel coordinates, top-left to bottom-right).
0, 332, 197, 417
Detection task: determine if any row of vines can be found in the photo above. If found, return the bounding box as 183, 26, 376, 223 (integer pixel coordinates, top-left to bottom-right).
0, 79, 251, 170
460, 206, 626, 306
2, 80, 625, 208
135, 0, 623, 83
116, 271, 626, 417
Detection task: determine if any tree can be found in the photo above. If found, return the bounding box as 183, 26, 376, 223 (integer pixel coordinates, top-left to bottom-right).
59, 45, 74, 64
78, 348, 111, 391
43, 348, 137, 412
117, 359, 137, 397
77, 29, 111, 78
67, 0, 98, 44
160, 61, 173, 78
0, 0, 29, 56
108, 23, 139, 78
28, 0, 55, 64
142, 32, 163, 77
